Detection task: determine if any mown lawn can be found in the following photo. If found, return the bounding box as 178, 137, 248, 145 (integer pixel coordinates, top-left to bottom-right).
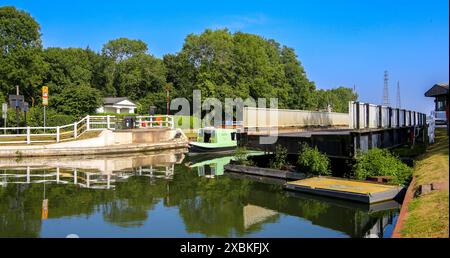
401, 128, 449, 238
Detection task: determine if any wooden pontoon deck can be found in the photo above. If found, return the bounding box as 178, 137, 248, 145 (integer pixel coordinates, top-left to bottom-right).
285, 177, 405, 203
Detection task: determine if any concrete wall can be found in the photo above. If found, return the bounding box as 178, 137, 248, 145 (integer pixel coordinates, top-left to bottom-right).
243, 107, 350, 129
0, 128, 188, 157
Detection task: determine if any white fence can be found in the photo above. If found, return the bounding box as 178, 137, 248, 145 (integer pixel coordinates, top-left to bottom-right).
243, 107, 350, 129
135, 115, 175, 129
0, 115, 174, 145
349, 101, 426, 129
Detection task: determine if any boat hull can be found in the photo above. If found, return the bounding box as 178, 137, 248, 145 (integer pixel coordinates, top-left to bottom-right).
188, 143, 237, 153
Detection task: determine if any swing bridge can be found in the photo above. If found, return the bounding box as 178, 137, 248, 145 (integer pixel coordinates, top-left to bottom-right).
239, 101, 428, 158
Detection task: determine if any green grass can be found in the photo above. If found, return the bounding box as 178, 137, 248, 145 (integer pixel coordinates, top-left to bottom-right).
402, 190, 449, 238
391, 143, 427, 158
401, 128, 449, 238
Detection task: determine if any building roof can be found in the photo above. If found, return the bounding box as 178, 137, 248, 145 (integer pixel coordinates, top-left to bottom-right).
424, 83, 449, 97
102, 97, 136, 106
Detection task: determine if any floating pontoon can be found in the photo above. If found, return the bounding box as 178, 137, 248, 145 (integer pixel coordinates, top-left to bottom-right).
285, 177, 405, 204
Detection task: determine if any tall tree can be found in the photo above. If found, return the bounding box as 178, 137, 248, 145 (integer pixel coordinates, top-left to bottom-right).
164, 29, 314, 109
114, 53, 167, 101
100, 38, 166, 102
281, 46, 316, 110
102, 38, 148, 62
0, 6, 47, 104
51, 83, 102, 118
42, 47, 95, 96
314, 87, 358, 113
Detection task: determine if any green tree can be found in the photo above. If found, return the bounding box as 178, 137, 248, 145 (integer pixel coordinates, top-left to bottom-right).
100, 38, 166, 102
164, 29, 314, 109
281, 46, 316, 109
102, 38, 148, 62
114, 54, 166, 101
0, 6, 47, 104
51, 84, 102, 117
314, 87, 357, 113
42, 47, 96, 96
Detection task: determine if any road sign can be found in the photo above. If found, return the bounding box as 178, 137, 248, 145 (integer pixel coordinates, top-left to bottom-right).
8, 94, 24, 108
22, 102, 29, 112
42, 86, 48, 106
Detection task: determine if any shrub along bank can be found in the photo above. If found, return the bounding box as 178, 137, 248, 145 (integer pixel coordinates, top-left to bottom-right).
352, 148, 413, 185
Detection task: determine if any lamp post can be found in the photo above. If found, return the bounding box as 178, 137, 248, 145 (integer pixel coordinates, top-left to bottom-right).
165, 83, 173, 116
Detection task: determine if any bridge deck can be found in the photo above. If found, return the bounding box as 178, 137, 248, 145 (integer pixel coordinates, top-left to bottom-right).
277, 129, 352, 137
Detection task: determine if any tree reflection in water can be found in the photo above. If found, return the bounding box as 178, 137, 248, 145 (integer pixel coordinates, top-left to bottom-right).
0, 159, 399, 238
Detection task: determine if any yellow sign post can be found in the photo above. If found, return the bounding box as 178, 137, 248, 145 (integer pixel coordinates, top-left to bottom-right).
42, 86, 48, 106
42, 86, 48, 129
41, 199, 48, 220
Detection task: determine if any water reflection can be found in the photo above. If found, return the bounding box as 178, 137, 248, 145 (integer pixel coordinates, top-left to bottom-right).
0, 150, 185, 189
0, 150, 399, 238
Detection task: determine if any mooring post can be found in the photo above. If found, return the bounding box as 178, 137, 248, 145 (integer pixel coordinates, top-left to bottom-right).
73, 169, 77, 185
86, 115, 90, 131
56, 167, 60, 184
26, 126, 30, 144
74, 122, 77, 139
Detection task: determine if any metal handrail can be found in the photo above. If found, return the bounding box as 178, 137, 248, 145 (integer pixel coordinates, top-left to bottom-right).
0, 114, 175, 145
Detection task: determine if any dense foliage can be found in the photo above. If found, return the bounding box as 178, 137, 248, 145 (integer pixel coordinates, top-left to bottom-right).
352, 148, 413, 185
0, 6, 357, 126
233, 147, 255, 166
297, 143, 331, 175
269, 145, 290, 170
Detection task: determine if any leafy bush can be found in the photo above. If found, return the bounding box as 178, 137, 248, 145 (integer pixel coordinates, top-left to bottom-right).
233, 147, 255, 166
353, 148, 413, 185
0, 92, 5, 104
269, 145, 290, 170
6, 106, 75, 127
297, 143, 331, 176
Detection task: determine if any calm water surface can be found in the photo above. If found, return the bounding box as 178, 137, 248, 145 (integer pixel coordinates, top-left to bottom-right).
0, 149, 399, 238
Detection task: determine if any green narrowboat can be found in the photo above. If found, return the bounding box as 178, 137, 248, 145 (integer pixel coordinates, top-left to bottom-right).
188, 127, 238, 153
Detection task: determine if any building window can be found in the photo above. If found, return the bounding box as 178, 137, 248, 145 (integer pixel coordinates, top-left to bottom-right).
436, 96, 447, 111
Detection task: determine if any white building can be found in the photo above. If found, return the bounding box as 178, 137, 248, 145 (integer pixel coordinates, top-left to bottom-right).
96, 97, 137, 114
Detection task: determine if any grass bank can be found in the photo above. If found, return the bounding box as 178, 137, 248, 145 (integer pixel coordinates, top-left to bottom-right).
401, 128, 449, 238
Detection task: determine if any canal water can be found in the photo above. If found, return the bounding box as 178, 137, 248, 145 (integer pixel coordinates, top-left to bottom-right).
0, 149, 399, 238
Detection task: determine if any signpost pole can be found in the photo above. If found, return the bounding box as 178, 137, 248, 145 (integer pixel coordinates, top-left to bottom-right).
2, 103, 7, 134
166, 89, 170, 116
44, 106, 46, 132
15, 85, 20, 134
42, 86, 48, 132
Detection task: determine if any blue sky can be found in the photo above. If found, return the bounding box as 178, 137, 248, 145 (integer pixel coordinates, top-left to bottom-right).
3, 0, 449, 113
